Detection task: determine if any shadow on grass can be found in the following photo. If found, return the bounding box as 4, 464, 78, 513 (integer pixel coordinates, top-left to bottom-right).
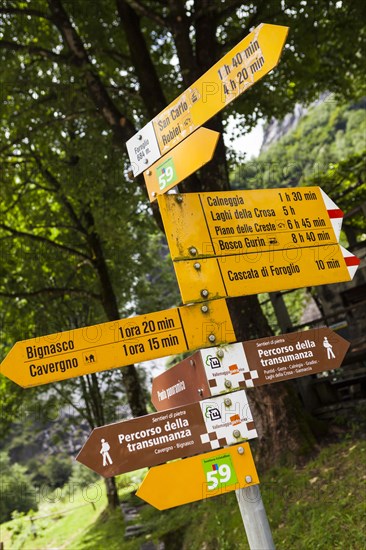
74, 503, 157, 550
73, 507, 127, 550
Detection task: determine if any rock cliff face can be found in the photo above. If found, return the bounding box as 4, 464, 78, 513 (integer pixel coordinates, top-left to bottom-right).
260, 93, 331, 152
260, 104, 307, 152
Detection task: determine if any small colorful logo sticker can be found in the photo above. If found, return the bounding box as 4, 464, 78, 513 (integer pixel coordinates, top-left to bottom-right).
230, 414, 241, 426
229, 363, 239, 375
202, 454, 238, 491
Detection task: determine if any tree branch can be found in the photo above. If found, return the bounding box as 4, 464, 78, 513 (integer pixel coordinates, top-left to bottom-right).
0, 40, 70, 62
220, 5, 285, 51
91, 373, 105, 425
47, 0, 135, 143
0, 288, 100, 300
116, 0, 167, 117
213, 0, 250, 22
0, 111, 90, 156
167, 0, 198, 84
0, 222, 91, 260
0, 7, 52, 21
81, 210, 121, 321
29, 152, 122, 323
192, 0, 220, 22
125, 0, 166, 27
1, 179, 34, 214
53, 384, 95, 429
101, 48, 130, 64
31, 152, 89, 237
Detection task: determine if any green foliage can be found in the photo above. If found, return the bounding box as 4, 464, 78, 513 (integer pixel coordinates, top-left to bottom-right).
0, 452, 38, 523
1, 482, 107, 549
266, 440, 366, 549
282, 289, 309, 328
134, 233, 181, 315
259, 289, 308, 334
232, 98, 366, 189
308, 150, 366, 243
68, 462, 100, 489
35, 454, 73, 489
0, 376, 27, 438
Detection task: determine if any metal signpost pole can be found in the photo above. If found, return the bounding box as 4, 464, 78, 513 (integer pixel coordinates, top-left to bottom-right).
236, 485, 275, 549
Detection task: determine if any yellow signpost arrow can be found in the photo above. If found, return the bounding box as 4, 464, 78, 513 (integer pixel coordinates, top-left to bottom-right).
172, 244, 360, 304
158, 187, 344, 260
136, 442, 259, 510
126, 23, 289, 176
143, 127, 220, 201
0, 299, 235, 387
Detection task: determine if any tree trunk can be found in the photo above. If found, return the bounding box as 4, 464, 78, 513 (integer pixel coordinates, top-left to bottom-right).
84, 210, 148, 418
84, 213, 149, 508
227, 296, 316, 465
247, 383, 316, 468
105, 477, 120, 509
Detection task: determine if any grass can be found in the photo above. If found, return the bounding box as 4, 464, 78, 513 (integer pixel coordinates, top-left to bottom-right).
0, 484, 108, 549
267, 440, 366, 549
72, 508, 126, 550
1, 437, 365, 549
135, 437, 366, 550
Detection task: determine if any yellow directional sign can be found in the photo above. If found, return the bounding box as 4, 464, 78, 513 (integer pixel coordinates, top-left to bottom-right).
137, 443, 259, 510
0, 299, 234, 387
127, 23, 289, 176
143, 127, 220, 202
158, 187, 344, 260
173, 244, 360, 304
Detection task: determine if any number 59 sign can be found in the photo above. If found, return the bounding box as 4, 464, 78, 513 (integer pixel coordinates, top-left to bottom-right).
142, 127, 220, 201
136, 443, 259, 509
157, 157, 177, 190
202, 453, 238, 490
